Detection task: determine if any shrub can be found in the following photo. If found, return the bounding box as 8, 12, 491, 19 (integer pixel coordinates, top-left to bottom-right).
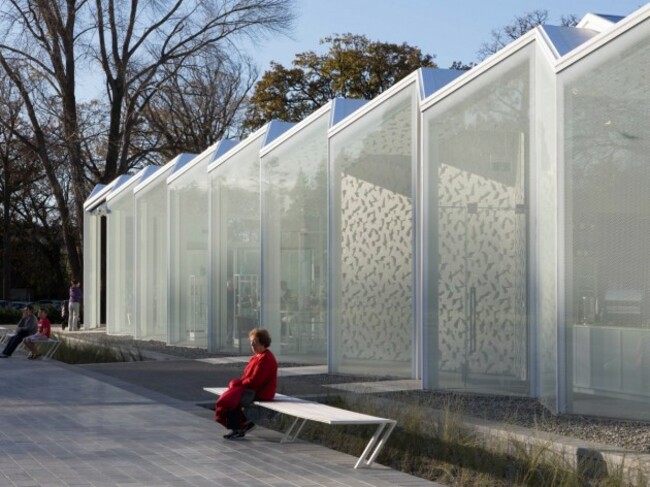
0, 306, 22, 324
52, 334, 145, 364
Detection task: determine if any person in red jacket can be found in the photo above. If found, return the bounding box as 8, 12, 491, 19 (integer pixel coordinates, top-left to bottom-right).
216, 327, 278, 440
23, 308, 52, 359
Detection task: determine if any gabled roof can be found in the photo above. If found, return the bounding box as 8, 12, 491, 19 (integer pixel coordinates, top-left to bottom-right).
134, 153, 196, 194
419, 68, 465, 99
262, 120, 295, 147
86, 184, 105, 201
168, 139, 237, 184
107, 168, 154, 203
539, 25, 600, 58
208, 121, 293, 172
330, 98, 368, 126
578, 13, 625, 31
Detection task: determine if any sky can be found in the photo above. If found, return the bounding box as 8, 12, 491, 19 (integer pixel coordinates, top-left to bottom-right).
244, 0, 647, 72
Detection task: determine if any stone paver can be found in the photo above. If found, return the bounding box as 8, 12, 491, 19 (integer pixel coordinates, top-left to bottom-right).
0, 357, 442, 487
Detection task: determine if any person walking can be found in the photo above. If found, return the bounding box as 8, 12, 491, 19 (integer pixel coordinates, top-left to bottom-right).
0, 304, 38, 358
68, 281, 82, 331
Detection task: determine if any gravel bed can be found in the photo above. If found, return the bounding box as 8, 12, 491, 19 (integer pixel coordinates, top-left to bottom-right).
67, 329, 650, 454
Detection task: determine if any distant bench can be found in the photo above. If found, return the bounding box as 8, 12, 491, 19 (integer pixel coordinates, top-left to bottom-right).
203, 386, 396, 469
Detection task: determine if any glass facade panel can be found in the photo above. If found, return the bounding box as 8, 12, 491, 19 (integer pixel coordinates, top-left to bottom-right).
424, 47, 531, 395
82, 210, 102, 328
106, 182, 137, 335
261, 114, 329, 361
134, 171, 169, 341
330, 86, 416, 377
536, 45, 558, 412
168, 152, 212, 347
563, 23, 650, 419
210, 135, 264, 353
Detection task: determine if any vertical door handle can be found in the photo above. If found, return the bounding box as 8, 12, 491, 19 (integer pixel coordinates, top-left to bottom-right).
470, 286, 477, 353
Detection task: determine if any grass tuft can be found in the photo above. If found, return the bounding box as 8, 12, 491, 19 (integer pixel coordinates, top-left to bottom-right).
260, 390, 644, 486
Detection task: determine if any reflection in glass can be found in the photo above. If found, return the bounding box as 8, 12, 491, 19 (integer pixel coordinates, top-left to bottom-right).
426, 49, 531, 395
135, 173, 169, 341
261, 114, 328, 360
211, 136, 263, 352
564, 33, 650, 419
107, 182, 137, 336
169, 153, 212, 347
330, 87, 416, 377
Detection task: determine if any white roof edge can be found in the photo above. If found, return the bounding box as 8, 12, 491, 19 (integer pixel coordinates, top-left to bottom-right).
137, 166, 159, 186
167, 140, 236, 184
260, 103, 333, 157
207, 126, 269, 173
167, 144, 219, 184
84, 175, 128, 210
83, 183, 109, 211
555, 4, 650, 73
329, 70, 420, 137
420, 30, 537, 112
133, 165, 167, 195
537, 26, 562, 62
106, 170, 143, 203
577, 12, 623, 32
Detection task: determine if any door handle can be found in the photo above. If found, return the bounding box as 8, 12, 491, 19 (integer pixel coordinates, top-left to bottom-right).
470, 286, 477, 353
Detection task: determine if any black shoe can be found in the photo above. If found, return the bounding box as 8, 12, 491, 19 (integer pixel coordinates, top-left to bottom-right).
223, 430, 245, 440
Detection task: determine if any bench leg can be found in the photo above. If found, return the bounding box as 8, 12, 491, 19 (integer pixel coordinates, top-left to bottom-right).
280, 417, 308, 443
354, 421, 397, 469
43, 341, 60, 360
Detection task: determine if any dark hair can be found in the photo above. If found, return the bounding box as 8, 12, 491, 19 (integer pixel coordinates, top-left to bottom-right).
25, 304, 34, 311
249, 327, 271, 348
40, 308, 48, 315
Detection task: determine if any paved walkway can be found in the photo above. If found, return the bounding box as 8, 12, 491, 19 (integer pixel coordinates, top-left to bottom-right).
0, 354, 442, 487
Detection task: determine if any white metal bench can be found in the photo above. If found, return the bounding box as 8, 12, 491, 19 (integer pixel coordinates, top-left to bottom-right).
0, 332, 60, 360
204, 386, 397, 469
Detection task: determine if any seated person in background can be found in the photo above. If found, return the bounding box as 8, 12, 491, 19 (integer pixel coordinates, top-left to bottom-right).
23, 309, 52, 360
0, 305, 38, 358
215, 327, 278, 440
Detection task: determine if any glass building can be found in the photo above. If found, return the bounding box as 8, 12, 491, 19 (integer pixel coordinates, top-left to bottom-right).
84, 5, 650, 421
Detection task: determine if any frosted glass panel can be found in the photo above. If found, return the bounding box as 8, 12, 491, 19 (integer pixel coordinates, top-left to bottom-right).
169, 157, 211, 347
210, 136, 263, 353
106, 186, 136, 335
261, 114, 328, 361
425, 48, 531, 395
564, 25, 650, 420
135, 176, 169, 341
83, 211, 102, 329
330, 87, 416, 377
536, 46, 558, 412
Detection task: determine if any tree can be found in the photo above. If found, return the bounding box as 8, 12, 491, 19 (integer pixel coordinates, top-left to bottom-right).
140, 48, 257, 159
0, 0, 295, 283
449, 61, 475, 71
478, 10, 579, 60
243, 33, 436, 132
